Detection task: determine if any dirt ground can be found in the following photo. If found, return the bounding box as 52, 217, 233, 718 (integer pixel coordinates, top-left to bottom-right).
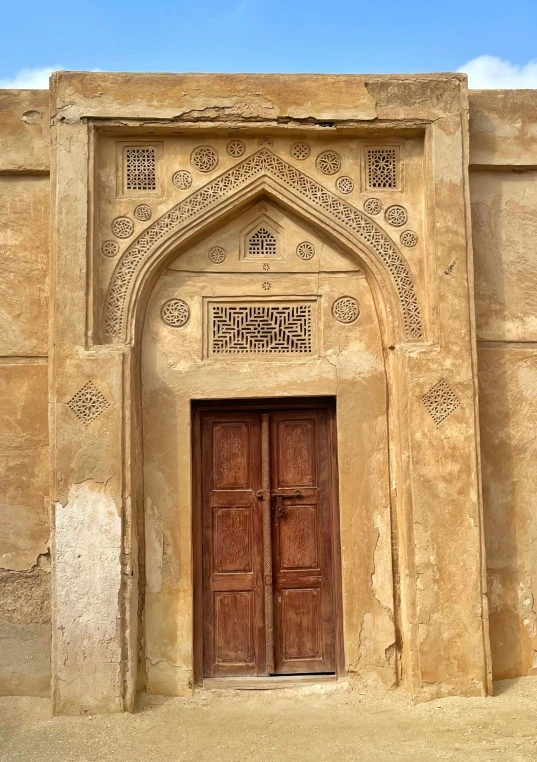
1, 677, 537, 762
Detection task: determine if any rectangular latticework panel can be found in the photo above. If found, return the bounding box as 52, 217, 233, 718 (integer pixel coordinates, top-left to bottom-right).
125, 147, 156, 191
365, 147, 398, 189
209, 303, 313, 355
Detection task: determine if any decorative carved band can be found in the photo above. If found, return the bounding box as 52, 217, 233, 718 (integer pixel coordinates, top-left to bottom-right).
103, 148, 423, 341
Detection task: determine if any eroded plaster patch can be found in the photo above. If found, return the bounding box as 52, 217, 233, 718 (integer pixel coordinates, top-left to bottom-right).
54, 481, 122, 714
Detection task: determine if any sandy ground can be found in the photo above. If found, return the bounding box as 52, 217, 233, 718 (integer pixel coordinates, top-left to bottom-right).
1, 678, 537, 762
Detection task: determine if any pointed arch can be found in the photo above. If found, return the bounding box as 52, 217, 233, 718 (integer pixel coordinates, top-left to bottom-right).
102, 148, 423, 344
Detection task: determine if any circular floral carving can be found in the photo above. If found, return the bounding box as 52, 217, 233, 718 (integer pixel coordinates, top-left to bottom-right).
316, 150, 341, 175
258, 137, 273, 147
385, 205, 408, 227
111, 217, 134, 238
336, 176, 354, 194
332, 296, 360, 324
208, 246, 226, 264
400, 230, 418, 247
262, 281, 272, 290
364, 198, 381, 215
161, 299, 190, 327
226, 140, 246, 158
291, 142, 310, 161
172, 170, 193, 190
263, 263, 270, 271
134, 204, 152, 222
191, 146, 218, 173
296, 241, 315, 261
101, 240, 119, 258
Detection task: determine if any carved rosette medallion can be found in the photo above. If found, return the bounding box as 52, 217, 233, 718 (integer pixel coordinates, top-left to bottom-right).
134, 204, 152, 222
111, 216, 134, 238
208, 246, 226, 263
400, 230, 418, 247
101, 240, 119, 258
291, 142, 310, 160
332, 296, 360, 324
296, 241, 315, 260
385, 205, 408, 227
160, 298, 190, 327
191, 146, 218, 173
226, 140, 245, 158
336, 176, 354, 194
364, 198, 381, 215
316, 150, 341, 175
172, 170, 193, 189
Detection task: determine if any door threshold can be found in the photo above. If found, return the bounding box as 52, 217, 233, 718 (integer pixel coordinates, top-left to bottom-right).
203, 674, 337, 690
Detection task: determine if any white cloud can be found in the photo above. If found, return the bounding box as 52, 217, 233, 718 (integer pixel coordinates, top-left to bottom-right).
458, 55, 537, 89
0, 65, 64, 89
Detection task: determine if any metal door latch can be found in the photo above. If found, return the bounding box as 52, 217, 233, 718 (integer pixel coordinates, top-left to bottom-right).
270, 488, 303, 519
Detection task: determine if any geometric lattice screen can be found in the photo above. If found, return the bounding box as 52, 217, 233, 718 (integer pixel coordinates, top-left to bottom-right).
209, 303, 313, 355
365, 147, 398, 190
125, 147, 156, 191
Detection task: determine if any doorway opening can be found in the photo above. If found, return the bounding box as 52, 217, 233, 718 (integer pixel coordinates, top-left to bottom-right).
192, 397, 344, 686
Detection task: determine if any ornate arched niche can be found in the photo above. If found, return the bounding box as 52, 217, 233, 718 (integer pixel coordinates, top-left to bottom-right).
95, 147, 425, 348
140, 196, 395, 695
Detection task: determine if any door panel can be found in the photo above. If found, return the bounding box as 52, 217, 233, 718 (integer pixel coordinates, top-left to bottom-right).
213, 422, 250, 489
277, 420, 315, 487
281, 588, 321, 660
200, 403, 337, 679
279, 501, 318, 570
214, 508, 251, 572
214, 591, 255, 665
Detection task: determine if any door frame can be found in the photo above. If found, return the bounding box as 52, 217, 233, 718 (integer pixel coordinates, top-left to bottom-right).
191, 396, 345, 685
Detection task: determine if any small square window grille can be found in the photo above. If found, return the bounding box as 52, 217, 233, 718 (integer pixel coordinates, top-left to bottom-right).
125, 147, 157, 192
365, 147, 398, 190
248, 227, 277, 257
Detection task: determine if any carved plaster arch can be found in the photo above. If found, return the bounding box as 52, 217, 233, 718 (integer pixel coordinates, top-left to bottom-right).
102, 148, 423, 344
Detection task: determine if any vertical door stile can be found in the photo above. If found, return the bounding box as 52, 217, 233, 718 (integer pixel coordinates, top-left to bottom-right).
261, 413, 275, 674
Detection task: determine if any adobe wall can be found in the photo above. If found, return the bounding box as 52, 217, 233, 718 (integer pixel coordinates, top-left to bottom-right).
469, 90, 537, 679
0, 75, 536, 707
0, 90, 51, 696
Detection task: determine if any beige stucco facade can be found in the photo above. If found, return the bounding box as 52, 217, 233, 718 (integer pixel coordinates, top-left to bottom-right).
0, 73, 536, 714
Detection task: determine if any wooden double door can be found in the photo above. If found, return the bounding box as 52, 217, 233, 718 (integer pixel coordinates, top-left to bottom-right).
197, 401, 340, 679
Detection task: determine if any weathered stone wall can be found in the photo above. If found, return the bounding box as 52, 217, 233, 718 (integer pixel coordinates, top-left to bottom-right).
0, 90, 51, 696
469, 90, 537, 680
1, 76, 536, 706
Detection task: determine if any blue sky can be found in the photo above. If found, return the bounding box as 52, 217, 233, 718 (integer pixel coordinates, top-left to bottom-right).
1, 0, 536, 88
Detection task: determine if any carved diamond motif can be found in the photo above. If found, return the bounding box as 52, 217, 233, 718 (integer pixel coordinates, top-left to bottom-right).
422, 379, 460, 426
68, 381, 109, 426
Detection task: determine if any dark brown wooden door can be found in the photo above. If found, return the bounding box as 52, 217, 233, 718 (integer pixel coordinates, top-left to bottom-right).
200, 403, 337, 679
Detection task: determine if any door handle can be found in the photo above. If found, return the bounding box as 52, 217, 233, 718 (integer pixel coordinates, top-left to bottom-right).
270, 489, 303, 519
